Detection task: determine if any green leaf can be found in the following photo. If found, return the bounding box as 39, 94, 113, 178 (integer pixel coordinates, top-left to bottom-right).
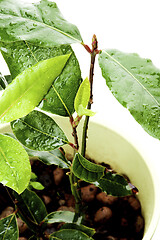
44, 211, 77, 224
0, 54, 70, 124
0, 41, 82, 116
11, 110, 69, 151
13, 188, 47, 225
29, 181, 44, 190
50, 229, 93, 240
0, 134, 31, 194
72, 153, 105, 182
4, 132, 70, 168
0, 0, 83, 46
95, 172, 132, 197
27, 148, 70, 169
99, 49, 160, 140
61, 223, 96, 237
0, 214, 18, 240
74, 77, 95, 117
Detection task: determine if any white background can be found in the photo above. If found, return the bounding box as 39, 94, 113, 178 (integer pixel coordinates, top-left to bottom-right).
1, 0, 160, 238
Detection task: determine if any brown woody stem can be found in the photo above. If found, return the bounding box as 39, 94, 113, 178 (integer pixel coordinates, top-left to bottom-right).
81, 35, 98, 157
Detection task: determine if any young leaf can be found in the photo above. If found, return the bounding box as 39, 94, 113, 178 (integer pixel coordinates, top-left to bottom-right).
50, 229, 94, 240
74, 77, 95, 117
11, 110, 69, 151
29, 181, 44, 190
0, 214, 18, 240
95, 172, 132, 197
44, 211, 77, 224
72, 153, 105, 182
13, 188, 47, 225
0, 0, 83, 46
0, 134, 31, 194
61, 223, 96, 237
0, 54, 70, 124
99, 49, 160, 140
0, 41, 82, 116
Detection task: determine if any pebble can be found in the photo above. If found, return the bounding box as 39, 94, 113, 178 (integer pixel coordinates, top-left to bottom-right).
128, 196, 141, 211
96, 192, 118, 205
64, 194, 75, 207
57, 206, 75, 212
106, 236, 118, 240
18, 238, 27, 240
17, 218, 28, 233
53, 167, 64, 185
135, 215, 144, 233
94, 206, 112, 223
81, 184, 98, 202
42, 195, 52, 205
0, 206, 14, 219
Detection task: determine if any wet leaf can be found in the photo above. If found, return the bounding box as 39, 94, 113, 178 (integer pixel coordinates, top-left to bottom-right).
0, 134, 31, 194
0, 54, 70, 124
95, 172, 132, 197
50, 229, 93, 240
44, 211, 77, 224
74, 77, 95, 117
61, 223, 96, 237
99, 49, 160, 140
0, 0, 83, 46
13, 188, 47, 225
4, 133, 70, 169
0, 214, 18, 240
11, 110, 69, 151
0, 41, 82, 116
72, 153, 105, 182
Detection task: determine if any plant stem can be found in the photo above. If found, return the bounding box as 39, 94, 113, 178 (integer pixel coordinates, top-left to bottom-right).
81, 35, 98, 157
70, 116, 79, 151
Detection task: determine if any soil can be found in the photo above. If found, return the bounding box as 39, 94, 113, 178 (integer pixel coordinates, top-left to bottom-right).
0, 156, 144, 240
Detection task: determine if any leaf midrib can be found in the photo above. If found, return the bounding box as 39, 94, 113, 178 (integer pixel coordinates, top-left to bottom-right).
0, 12, 82, 44
20, 119, 68, 144
2, 214, 16, 240
0, 146, 19, 189
0, 80, 37, 121
77, 154, 105, 173
103, 50, 160, 107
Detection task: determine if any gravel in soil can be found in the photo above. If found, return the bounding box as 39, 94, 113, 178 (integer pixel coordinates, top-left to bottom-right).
0, 159, 144, 240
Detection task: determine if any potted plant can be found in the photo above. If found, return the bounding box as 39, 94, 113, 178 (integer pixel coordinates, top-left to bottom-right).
0, 0, 160, 239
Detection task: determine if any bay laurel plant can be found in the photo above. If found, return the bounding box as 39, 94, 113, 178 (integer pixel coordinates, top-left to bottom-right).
0, 0, 160, 239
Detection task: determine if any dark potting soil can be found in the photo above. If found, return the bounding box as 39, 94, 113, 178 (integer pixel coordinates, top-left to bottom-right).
0, 157, 144, 240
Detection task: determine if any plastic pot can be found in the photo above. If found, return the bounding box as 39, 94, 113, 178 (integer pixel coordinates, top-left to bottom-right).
0, 116, 160, 239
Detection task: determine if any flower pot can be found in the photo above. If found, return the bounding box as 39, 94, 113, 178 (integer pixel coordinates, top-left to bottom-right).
0, 116, 160, 239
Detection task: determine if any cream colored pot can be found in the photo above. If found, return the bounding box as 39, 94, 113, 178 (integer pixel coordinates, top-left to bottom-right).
0, 116, 160, 239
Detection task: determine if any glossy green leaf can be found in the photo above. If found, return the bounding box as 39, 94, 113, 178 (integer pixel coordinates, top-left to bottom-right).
61, 223, 96, 237
11, 110, 69, 151
29, 181, 44, 190
0, 214, 18, 240
72, 153, 105, 182
95, 172, 132, 197
0, 41, 82, 116
5, 132, 70, 168
0, 134, 31, 194
50, 229, 93, 240
13, 188, 47, 224
74, 77, 95, 117
0, 54, 70, 124
99, 49, 160, 140
44, 211, 77, 224
0, 0, 83, 46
